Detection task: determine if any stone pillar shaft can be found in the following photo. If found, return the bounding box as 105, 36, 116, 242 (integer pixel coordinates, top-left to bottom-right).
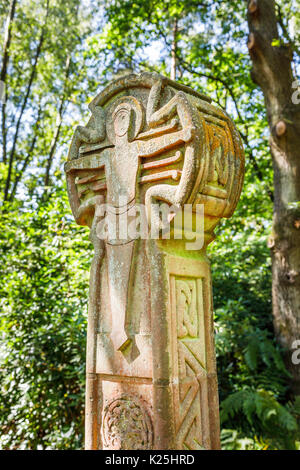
65, 72, 244, 450
85, 238, 220, 450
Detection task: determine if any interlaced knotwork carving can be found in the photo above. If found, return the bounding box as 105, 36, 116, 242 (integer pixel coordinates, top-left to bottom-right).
102, 395, 153, 450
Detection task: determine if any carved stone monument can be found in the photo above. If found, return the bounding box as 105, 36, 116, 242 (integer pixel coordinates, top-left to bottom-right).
65, 73, 244, 450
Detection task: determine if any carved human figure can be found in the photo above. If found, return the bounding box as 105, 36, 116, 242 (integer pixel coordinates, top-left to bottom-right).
108, 90, 196, 351
106, 96, 195, 210
67, 78, 198, 353
68, 76, 198, 221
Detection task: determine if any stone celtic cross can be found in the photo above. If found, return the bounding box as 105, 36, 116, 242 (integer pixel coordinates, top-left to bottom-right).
65, 72, 244, 450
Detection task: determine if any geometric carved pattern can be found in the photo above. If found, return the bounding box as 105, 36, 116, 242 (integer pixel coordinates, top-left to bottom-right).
174, 278, 207, 450
102, 395, 153, 450
176, 279, 198, 338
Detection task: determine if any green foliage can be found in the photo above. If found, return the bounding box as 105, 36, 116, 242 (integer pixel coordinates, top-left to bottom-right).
0, 188, 92, 449
220, 389, 298, 449
211, 193, 299, 449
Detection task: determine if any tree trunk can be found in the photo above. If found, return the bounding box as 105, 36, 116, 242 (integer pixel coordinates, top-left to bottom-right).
247, 0, 300, 395
170, 17, 178, 81
1, 0, 18, 165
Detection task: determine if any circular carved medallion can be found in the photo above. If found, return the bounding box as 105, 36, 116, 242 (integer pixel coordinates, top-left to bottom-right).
102, 395, 153, 450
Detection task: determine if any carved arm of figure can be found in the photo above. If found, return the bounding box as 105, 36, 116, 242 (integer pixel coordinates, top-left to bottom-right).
68, 103, 106, 160
146, 77, 194, 130
136, 126, 195, 158
144, 78, 199, 233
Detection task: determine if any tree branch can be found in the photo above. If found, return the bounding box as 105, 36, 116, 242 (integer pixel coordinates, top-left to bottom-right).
275, 1, 300, 59
9, 106, 42, 201
44, 55, 71, 187
3, 0, 50, 202
170, 17, 178, 80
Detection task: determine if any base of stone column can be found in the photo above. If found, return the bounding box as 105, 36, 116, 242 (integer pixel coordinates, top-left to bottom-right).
85, 239, 220, 450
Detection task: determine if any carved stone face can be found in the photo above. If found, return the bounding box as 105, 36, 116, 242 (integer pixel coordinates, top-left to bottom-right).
113, 107, 131, 137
